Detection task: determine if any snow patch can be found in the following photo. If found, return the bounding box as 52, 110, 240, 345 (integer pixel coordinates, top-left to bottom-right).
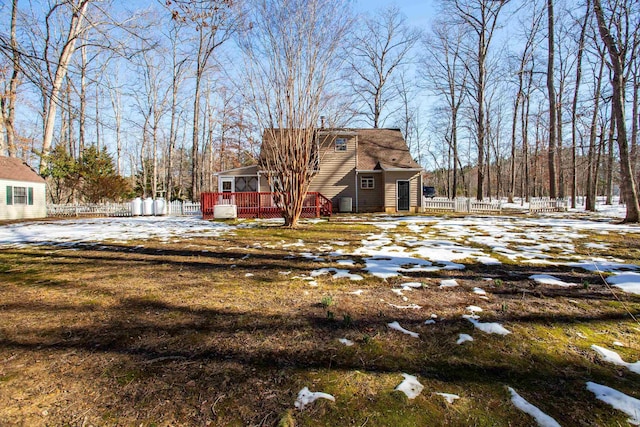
607, 272, 640, 295
440, 279, 459, 288
530, 274, 575, 287
457, 334, 473, 345
294, 387, 335, 410
435, 392, 460, 403
508, 387, 561, 427
463, 315, 511, 335
310, 268, 363, 281
586, 382, 640, 425
338, 338, 354, 347
387, 321, 419, 338
395, 374, 423, 399
591, 345, 640, 374
401, 281, 424, 288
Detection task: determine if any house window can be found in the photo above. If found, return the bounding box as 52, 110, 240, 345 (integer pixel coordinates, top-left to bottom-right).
247, 176, 258, 192
335, 138, 347, 152
361, 176, 375, 189
6, 186, 33, 205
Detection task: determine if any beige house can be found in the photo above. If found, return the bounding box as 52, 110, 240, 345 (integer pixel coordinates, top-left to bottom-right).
216, 128, 424, 213
0, 156, 47, 220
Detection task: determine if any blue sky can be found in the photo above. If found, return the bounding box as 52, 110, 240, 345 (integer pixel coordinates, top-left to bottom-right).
353, 0, 437, 27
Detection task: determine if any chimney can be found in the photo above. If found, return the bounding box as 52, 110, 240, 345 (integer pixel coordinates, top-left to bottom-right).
320, 116, 325, 129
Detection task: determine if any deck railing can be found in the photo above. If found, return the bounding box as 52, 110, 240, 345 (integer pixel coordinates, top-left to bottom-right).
200, 192, 332, 219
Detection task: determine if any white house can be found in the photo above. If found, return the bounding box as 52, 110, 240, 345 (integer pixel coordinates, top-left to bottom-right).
0, 156, 47, 220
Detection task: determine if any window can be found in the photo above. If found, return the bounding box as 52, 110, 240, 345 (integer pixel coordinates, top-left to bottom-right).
361, 176, 375, 189
6, 186, 33, 205
335, 138, 347, 151
221, 180, 233, 192
247, 176, 258, 192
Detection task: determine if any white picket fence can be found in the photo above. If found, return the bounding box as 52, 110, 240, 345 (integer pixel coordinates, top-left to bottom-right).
529, 198, 568, 213
167, 200, 201, 216
47, 200, 201, 218
423, 197, 502, 213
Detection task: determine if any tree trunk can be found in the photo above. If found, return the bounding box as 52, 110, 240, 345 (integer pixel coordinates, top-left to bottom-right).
452, 109, 459, 198
509, 85, 521, 203
79, 42, 87, 155
585, 58, 604, 211
546, 0, 558, 198
606, 112, 614, 205
570, 0, 589, 208
557, 80, 565, 198
1, 0, 19, 158
476, 32, 486, 201
594, 0, 640, 222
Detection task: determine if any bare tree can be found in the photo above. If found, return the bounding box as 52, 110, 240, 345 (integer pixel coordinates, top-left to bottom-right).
569, 0, 591, 208
449, 0, 508, 201
240, 0, 352, 228
165, 21, 188, 200
421, 20, 468, 199
0, 0, 19, 158
167, 0, 239, 200
509, 2, 543, 203
593, 0, 640, 222
349, 5, 420, 128
585, 46, 606, 212
546, 0, 560, 198
37, 0, 93, 173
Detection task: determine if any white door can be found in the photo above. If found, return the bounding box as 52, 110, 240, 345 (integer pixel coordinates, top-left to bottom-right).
220, 177, 235, 204
221, 177, 234, 193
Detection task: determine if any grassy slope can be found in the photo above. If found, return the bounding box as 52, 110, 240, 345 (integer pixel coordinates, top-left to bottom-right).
0, 218, 638, 426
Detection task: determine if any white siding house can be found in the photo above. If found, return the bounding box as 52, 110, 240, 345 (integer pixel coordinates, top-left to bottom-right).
0, 156, 47, 220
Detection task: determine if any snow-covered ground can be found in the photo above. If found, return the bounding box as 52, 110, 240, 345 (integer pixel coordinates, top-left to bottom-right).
1, 206, 639, 295
0, 216, 231, 246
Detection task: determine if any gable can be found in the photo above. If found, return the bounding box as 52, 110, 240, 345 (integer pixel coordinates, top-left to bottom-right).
0, 157, 45, 184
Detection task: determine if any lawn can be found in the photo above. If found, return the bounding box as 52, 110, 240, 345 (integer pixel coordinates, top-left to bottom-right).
0, 214, 639, 426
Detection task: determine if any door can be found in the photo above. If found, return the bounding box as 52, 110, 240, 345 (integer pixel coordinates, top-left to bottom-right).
221, 177, 234, 193
397, 180, 410, 211
220, 177, 235, 205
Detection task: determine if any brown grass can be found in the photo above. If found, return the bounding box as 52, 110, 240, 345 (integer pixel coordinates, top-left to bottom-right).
0, 220, 639, 426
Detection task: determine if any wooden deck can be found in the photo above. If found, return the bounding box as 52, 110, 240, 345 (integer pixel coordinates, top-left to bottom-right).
200, 192, 333, 219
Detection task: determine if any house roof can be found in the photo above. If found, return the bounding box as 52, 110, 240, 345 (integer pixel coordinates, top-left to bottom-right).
215, 165, 259, 176
354, 128, 422, 171
0, 156, 45, 183
220, 128, 423, 175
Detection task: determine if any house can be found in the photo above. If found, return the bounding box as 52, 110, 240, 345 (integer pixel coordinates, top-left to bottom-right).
215, 128, 424, 214
0, 156, 47, 220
